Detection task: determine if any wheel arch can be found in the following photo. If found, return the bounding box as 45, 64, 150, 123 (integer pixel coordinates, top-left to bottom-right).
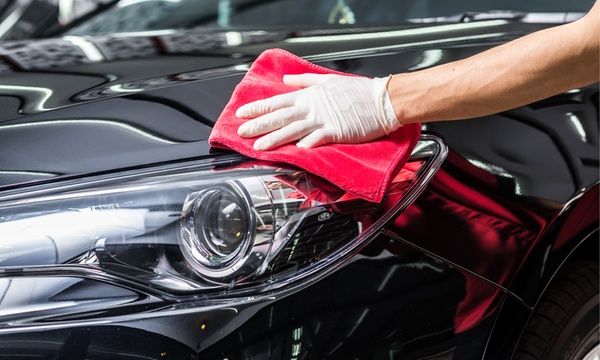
508, 184, 598, 307
483, 184, 598, 359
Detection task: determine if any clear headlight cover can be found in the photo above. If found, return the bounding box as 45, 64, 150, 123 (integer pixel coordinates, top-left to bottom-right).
0, 136, 445, 295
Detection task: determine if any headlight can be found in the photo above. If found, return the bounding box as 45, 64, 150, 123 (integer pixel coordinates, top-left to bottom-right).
179, 179, 275, 281
0, 136, 446, 295
180, 182, 254, 278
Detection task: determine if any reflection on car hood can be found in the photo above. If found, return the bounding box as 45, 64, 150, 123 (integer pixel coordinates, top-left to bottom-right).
0, 21, 549, 188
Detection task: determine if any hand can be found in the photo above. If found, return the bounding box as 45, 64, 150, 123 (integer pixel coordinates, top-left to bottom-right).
236, 73, 402, 150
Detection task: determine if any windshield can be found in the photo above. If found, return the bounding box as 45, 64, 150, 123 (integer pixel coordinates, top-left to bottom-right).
67, 0, 595, 35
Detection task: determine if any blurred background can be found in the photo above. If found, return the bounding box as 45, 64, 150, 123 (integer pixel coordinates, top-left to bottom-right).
0, 0, 113, 40
0, 0, 592, 78
0, 0, 594, 41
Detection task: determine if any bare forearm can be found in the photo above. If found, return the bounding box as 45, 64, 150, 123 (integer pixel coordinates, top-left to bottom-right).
388, 5, 600, 124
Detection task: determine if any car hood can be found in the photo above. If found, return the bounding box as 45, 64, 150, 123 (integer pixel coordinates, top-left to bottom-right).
0, 21, 547, 188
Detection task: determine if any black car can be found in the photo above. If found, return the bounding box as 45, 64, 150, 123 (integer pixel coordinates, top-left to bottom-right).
0, 1, 598, 359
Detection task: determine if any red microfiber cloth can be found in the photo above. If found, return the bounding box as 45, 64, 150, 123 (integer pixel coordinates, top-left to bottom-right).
208, 48, 421, 203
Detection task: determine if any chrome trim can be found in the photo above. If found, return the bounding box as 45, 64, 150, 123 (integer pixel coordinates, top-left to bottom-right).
178, 175, 311, 282
179, 181, 258, 280
239, 134, 448, 295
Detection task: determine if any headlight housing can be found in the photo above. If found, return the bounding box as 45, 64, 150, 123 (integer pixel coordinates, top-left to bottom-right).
0, 136, 446, 295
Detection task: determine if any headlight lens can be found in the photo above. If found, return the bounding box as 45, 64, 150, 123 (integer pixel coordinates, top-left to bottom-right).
182, 183, 253, 273
203, 191, 247, 256
0, 137, 446, 295
201, 190, 247, 255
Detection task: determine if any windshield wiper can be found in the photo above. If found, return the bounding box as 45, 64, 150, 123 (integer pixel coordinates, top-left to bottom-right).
408, 10, 585, 24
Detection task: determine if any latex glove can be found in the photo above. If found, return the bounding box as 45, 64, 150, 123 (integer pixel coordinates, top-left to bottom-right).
236, 73, 401, 150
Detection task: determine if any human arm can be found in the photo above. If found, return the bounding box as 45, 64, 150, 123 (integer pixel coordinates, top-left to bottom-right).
389, 0, 600, 124
237, 1, 600, 150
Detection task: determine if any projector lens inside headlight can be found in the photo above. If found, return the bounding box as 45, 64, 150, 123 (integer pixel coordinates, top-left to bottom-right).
0, 137, 445, 295
179, 181, 257, 280
191, 186, 250, 259
203, 191, 247, 256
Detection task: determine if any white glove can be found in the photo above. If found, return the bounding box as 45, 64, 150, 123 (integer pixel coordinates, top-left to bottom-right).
236, 73, 402, 150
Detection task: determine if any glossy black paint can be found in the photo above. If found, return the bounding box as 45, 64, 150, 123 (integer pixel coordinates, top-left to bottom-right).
0, 233, 501, 359
0, 18, 598, 359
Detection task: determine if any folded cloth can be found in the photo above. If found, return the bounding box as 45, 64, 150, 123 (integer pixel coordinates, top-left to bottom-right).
208, 48, 421, 203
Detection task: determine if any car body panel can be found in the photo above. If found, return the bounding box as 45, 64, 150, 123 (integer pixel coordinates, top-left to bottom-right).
0, 232, 502, 359
0, 21, 597, 196
0, 18, 598, 360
